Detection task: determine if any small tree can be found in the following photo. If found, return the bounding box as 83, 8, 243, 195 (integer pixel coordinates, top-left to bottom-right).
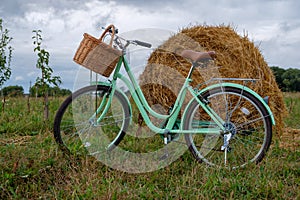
0, 18, 12, 88
32, 30, 61, 120
0, 18, 13, 112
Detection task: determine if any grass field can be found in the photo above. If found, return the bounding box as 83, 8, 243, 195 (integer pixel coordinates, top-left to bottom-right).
0, 93, 299, 199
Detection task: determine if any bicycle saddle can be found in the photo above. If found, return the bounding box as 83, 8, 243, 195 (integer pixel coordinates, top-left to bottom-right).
181, 50, 216, 63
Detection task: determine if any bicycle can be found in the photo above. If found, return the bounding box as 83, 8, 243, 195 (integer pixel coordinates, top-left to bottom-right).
53, 25, 275, 169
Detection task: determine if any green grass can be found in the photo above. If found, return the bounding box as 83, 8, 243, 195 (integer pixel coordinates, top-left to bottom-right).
0, 97, 62, 135
0, 94, 299, 199
284, 92, 300, 129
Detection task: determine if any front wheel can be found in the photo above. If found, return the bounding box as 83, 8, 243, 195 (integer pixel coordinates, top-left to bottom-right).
184, 86, 272, 168
53, 85, 131, 156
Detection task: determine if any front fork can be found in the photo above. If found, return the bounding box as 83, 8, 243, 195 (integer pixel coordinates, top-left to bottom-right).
88, 83, 116, 126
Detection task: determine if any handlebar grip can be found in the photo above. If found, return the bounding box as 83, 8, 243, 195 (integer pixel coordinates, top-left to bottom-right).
134, 40, 152, 48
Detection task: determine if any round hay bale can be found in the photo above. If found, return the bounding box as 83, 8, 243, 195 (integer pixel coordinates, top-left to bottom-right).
139, 25, 286, 134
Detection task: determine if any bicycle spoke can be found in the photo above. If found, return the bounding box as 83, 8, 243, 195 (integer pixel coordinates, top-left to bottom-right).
235, 115, 270, 130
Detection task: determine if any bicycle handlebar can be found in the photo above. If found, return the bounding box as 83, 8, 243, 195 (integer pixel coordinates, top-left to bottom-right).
104, 25, 152, 49
132, 40, 152, 48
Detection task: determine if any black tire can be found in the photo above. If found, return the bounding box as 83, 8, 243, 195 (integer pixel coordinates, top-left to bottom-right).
184, 86, 272, 168
53, 85, 130, 155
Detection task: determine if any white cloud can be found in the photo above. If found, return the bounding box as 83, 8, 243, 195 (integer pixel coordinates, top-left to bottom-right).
15, 76, 24, 81
27, 71, 36, 77
251, 23, 280, 41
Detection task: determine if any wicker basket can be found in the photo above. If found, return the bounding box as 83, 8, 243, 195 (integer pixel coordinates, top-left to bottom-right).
73, 24, 122, 77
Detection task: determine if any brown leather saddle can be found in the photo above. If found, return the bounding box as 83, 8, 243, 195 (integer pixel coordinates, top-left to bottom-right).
181, 50, 216, 63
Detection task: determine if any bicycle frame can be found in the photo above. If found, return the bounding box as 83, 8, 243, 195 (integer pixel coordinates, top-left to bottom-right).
53, 25, 276, 169
95, 55, 225, 136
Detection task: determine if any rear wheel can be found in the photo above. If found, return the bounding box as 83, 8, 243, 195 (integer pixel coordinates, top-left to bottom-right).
184, 86, 272, 168
53, 85, 130, 156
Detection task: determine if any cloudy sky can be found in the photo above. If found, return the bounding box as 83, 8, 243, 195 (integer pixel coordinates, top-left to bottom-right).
1, 0, 299, 92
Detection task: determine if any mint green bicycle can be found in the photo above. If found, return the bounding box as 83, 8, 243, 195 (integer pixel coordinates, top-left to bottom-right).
53, 25, 275, 169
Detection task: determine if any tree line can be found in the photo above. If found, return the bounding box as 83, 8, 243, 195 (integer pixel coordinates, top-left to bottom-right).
0, 85, 71, 97
270, 67, 300, 92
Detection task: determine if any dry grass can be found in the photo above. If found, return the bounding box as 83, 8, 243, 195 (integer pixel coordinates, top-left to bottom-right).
280, 128, 300, 151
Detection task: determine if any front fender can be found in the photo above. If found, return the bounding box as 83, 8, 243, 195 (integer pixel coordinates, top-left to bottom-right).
183, 83, 275, 126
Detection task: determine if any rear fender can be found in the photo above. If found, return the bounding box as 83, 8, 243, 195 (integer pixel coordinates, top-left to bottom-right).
183, 83, 275, 126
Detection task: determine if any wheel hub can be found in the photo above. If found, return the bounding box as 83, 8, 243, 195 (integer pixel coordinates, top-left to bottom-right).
221, 122, 237, 151
223, 122, 237, 136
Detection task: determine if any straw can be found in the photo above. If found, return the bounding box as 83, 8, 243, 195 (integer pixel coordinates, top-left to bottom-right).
139, 25, 286, 134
